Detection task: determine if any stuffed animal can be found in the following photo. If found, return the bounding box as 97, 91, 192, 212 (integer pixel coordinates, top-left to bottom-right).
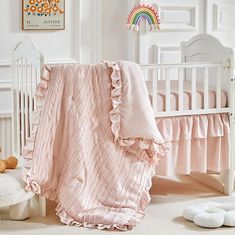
0, 160, 6, 173
0, 156, 18, 173
5, 156, 18, 169
0, 147, 18, 173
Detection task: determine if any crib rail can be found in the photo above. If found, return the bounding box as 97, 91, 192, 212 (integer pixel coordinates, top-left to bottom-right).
12, 58, 40, 157
140, 62, 230, 117
0, 115, 12, 160
12, 37, 43, 159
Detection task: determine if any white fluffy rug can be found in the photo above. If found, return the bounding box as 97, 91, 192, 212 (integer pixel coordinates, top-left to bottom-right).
183, 201, 235, 228
0, 175, 235, 235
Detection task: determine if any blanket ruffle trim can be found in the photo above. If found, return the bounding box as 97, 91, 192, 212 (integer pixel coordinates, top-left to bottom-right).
22, 64, 145, 231
55, 204, 135, 231
105, 61, 168, 164
23, 65, 52, 195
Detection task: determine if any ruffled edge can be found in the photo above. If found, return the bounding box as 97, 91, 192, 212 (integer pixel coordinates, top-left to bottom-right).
21, 64, 142, 231
22, 62, 167, 230
22, 65, 51, 195
155, 113, 230, 142
55, 204, 135, 231
105, 61, 168, 164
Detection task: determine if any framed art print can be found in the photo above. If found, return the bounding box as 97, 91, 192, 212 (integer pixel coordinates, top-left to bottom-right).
22, 0, 65, 30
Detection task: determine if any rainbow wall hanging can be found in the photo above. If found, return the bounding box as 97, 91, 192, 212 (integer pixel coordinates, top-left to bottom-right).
127, 4, 160, 32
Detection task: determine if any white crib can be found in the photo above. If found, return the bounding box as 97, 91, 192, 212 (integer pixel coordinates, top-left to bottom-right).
139, 34, 235, 195
1, 34, 234, 218
11, 37, 46, 217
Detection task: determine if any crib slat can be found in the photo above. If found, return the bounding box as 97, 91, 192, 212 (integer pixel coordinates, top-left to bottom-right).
0, 119, 3, 158
5, 118, 10, 157
191, 68, 196, 110
204, 67, 209, 110
216, 66, 222, 108
25, 59, 29, 139
20, 59, 25, 154
11, 60, 16, 155
16, 60, 20, 156
0, 119, 6, 159
29, 63, 33, 134
7, 118, 11, 156
0, 122, 1, 159
0, 121, 1, 158
165, 68, 170, 112
178, 68, 184, 111
34, 67, 39, 110
33, 68, 36, 111
0, 117, 13, 159
152, 68, 158, 116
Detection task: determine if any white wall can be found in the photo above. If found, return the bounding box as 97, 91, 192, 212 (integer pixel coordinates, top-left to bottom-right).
207, 0, 235, 48
0, 0, 108, 114
101, 0, 139, 62
0, 0, 235, 157
101, 0, 235, 65
1, 0, 235, 114
0, 0, 81, 113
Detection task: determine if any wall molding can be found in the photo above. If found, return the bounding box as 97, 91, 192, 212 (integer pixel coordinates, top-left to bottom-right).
0, 59, 11, 67
158, 46, 181, 80
92, 0, 102, 62
158, 46, 181, 63
73, 0, 81, 62
0, 0, 81, 68
0, 112, 11, 118
0, 58, 80, 68
79, 0, 102, 63
0, 80, 11, 90
159, 5, 198, 32
213, 3, 235, 31
45, 59, 79, 64
0, 0, 102, 67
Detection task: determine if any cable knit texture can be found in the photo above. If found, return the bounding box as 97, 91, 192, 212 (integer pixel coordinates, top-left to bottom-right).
22, 61, 167, 230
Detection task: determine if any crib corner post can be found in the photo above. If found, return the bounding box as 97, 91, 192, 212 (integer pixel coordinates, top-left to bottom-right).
223, 168, 234, 196
226, 114, 235, 196
39, 196, 47, 217
223, 115, 234, 196
226, 77, 235, 195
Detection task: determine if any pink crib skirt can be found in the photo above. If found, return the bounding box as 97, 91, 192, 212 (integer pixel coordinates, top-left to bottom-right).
156, 113, 230, 176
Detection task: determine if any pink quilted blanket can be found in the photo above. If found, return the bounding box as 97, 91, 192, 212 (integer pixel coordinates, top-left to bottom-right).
23, 61, 167, 230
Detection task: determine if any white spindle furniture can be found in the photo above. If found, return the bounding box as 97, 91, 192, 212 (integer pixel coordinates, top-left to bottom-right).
138, 35, 235, 195
12, 37, 46, 217
0, 114, 12, 159
140, 62, 227, 117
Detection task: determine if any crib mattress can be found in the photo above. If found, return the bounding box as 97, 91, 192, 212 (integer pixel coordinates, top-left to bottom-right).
146, 80, 228, 112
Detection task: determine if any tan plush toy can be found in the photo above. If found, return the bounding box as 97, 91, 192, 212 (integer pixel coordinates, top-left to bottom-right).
5, 156, 18, 169
0, 160, 6, 173
0, 156, 18, 173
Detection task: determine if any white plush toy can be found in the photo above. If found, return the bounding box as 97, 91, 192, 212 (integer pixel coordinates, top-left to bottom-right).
183, 201, 235, 228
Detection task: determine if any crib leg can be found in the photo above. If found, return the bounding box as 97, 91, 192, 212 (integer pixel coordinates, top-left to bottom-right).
9, 200, 30, 220
39, 196, 46, 217
224, 169, 234, 196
